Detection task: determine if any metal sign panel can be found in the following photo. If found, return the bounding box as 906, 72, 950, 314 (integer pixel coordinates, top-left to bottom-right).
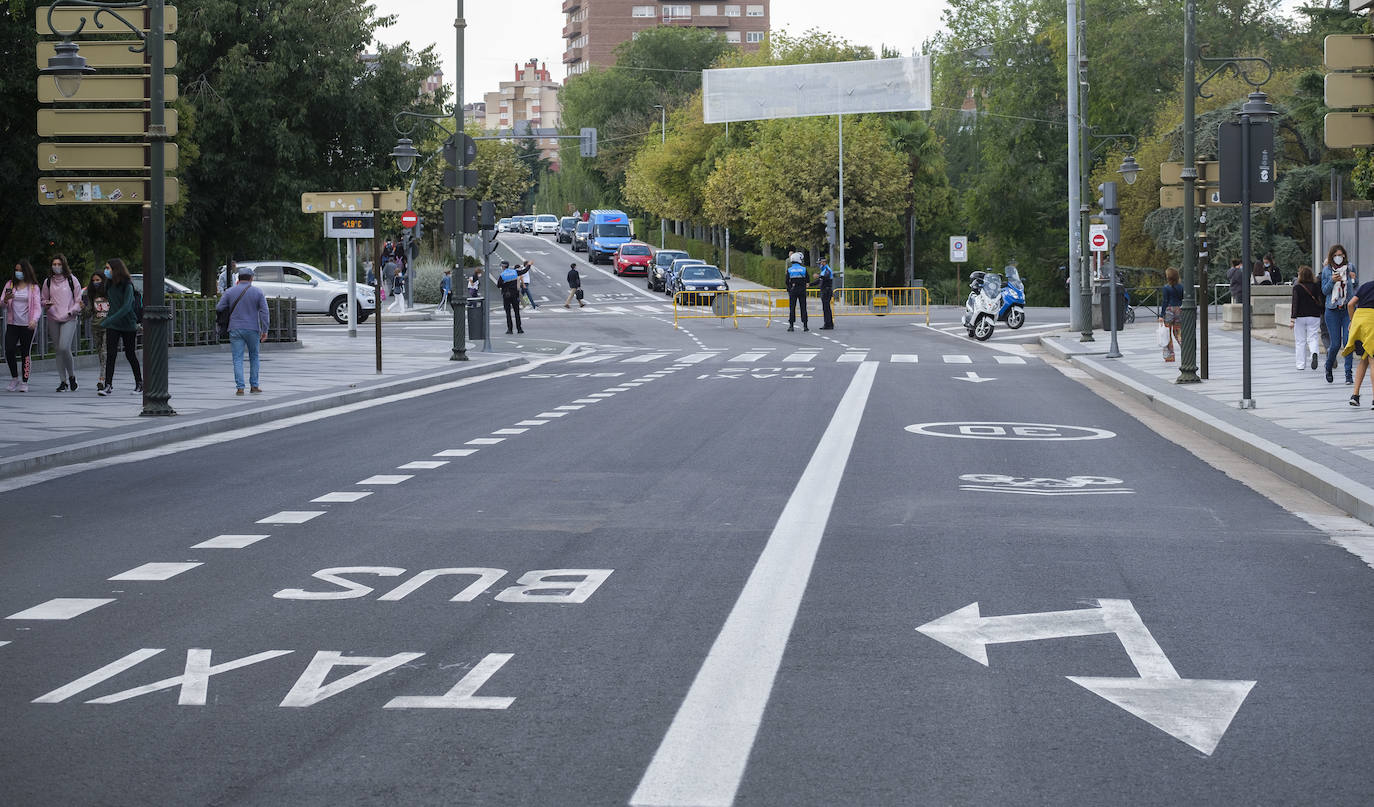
702, 56, 931, 124
38, 142, 178, 171
949, 236, 967, 262
37, 40, 177, 69
1324, 34, 1374, 69
1089, 224, 1110, 252
1325, 111, 1374, 147
1324, 73, 1374, 109
1159, 187, 1209, 208
37, 176, 179, 205
36, 5, 178, 34
37, 107, 177, 137
1159, 161, 1221, 186
1217, 121, 1275, 204
324, 212, 375, 239
38, 74, 178, 103
301, 191, 408, 213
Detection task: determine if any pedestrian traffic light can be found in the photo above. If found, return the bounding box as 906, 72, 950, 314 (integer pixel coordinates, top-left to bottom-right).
444, 199, 480, 235
1096, 181, 1120, 245
824, 210, 836, 244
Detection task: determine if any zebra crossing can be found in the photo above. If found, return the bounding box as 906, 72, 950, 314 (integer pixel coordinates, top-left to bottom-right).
563, 348, 1033, 366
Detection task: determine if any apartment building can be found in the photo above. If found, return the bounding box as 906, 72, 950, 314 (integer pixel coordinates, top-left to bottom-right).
562, 1, 770, 77
479, 60, 565, 168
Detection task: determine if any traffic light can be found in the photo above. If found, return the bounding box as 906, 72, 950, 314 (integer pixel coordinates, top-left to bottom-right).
824, 209, 836, 244
1096, 181, 1120, 245
580, 127, 598, 157
442, 133, 480, 238
1324, 34, 1374, 147
480, 201, 495, 230
444, 199, 480, 235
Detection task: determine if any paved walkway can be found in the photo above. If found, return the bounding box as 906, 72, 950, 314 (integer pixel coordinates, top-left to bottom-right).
1043, 321, 1374, 526
0, 325, 528, 479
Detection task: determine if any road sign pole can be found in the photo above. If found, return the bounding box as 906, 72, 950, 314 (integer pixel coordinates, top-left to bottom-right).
1177, 0, 1201, 384
347, 240, 358, 338
141, 0, 173, 416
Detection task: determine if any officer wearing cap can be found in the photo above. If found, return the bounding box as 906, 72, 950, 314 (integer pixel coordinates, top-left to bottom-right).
497, 260, 528, 334
785, 251, 810, 332
812, 259, 835, 329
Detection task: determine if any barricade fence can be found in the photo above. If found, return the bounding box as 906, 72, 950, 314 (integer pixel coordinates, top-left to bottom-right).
673, 287, 929, 328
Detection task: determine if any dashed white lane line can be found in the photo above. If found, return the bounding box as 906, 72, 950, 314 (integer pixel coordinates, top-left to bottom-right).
109, 562, 202, 581
434, 449, 479, 458
0, 641, 9, 647
587, 393, 615, 398
995, 355, 1028, 364
572, 398, 603, 404
359, 474, 414, 484
516, 420, 549, 426
7, 598, 115, 620
605, 387, 632, 392
891, 354, 919, 363
192, 534, 270, 549
312, 491, 373, 503
257, 511, 327, 524
556, 405, 584, 411
399, 460, 450, 469
623, 382, 645, 387
942, 354, 973, 364
492, 428, 531, 435
466, 438, 506, 445
536, 411, 569, 418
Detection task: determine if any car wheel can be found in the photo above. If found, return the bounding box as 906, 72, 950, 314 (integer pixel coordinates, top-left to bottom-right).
358, 310, 370, 323
330, 296, 349, 324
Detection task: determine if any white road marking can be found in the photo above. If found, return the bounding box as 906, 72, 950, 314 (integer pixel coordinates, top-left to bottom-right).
636, 305, 662, 312
399, 460, 449, 469
555, 405, 583, 411
623, 382, 644, 387
586, 393, 616, 398
536, 411, 570, 417
434, 449, 479, 457
0, 641, 9, 647
109, 562, 202, 581
603, 306, 630, 313
632, 362, 879, 807
466, 438, 506, 445
33, 648, 165, 703
192, 534, 270, 549
678, 353, 717, 363
312, 491, 373, 503
837, 353, 867, 362
943, 354, 973, 364
572, 398, 603, 404
568, 354, 615, 364
995, 355, 1028, 364
623, 353, 670, 362
604, 387, 632, 392
729, 352, 768, 362
258, 511, 327, 524
515, 420, 549, 426
492, 428, 530, 435
8, 598, 115, 620
359, 474, 414, 484
782, 352, 817, 363
891, 354, 919, 363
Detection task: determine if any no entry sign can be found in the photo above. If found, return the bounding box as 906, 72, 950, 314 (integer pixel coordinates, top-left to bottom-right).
1089, 224, 1109, 253
401, 210, 418, 228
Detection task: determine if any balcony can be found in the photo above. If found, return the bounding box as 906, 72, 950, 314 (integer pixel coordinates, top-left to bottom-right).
679, 16, 729, 27
562, 46, 584, 64
563, 19, 581, 38
561, 0, 580, 13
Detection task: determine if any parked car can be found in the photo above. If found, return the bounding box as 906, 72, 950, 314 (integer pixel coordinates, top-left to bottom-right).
572, 221, 592, 252
131, 273, 200, 297
556, 217, 579, 243
648, 249, 688, 292
517, 215, 536, 233
532, 214, 559, 235
665, 258, 707, 296
671, 264, 729, 304
613, 242, 653, 277
497, 218, 515, 233
217, 261, 375, 325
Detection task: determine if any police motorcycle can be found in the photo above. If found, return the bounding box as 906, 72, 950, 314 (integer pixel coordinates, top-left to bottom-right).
961, 267, 1026, 341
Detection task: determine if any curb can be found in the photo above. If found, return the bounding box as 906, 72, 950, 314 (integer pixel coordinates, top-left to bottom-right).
1041, 335, 1374, 526
0, 356, 526, 481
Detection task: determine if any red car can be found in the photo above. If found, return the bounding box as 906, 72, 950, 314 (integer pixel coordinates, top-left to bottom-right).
613, 242, 653, 277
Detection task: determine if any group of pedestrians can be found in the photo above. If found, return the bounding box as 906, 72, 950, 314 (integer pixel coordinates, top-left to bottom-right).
4, 255, 142, 395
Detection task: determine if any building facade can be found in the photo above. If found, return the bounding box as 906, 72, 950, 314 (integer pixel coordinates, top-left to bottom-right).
479, 60, 565, 168
562, 1, 770, 77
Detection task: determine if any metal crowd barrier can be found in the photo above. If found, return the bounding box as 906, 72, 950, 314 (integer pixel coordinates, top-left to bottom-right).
672, 286, 929, 328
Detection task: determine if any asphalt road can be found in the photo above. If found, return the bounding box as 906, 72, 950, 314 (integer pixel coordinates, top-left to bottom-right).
1, 234, 1370, 805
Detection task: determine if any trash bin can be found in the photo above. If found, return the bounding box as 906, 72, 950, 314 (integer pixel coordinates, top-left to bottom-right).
1098, 286, 1127, 331
465, 296, 486, 339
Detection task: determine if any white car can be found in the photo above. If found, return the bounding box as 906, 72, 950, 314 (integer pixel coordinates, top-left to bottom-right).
532, 214, 559, 235
497, 218, 515, 233
219, 261, 375, 324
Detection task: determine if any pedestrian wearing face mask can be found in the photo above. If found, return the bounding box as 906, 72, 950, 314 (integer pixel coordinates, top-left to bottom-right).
83, 270, 110, 391
97, 258, 142, 397
4, 260, 40, 392
41, 254, 83, 391
1320, 243, 1359, 385
1262, 253, 1283, 285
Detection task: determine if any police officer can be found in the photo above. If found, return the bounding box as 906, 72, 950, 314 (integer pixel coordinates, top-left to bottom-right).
785, 251, 810, 332
813, 259, 835, 329
497, 260, 527, 334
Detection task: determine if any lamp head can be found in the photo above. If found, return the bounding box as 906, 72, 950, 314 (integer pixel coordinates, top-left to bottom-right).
39, 39, 94, 99
1117, 154, 1141, 185
390, 138, 419, 173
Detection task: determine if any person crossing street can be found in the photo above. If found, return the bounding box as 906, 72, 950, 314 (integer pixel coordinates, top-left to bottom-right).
785, 252, 810, 332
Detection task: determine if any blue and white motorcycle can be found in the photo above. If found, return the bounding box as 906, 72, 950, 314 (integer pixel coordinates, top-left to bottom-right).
962, 267, 1026, 341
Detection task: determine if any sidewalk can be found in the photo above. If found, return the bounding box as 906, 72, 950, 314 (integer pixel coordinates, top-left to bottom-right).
1042, 323, 1374, 526
0, 326, 525, 480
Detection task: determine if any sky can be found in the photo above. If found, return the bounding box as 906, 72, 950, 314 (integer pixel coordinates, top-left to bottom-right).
368, 1, 952, 105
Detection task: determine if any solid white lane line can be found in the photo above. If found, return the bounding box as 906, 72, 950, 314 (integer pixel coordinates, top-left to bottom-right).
631, 361, 879, 807
399, 460, 449, 469
943, 354, 973, 364
515, 420, 550, 426
434, 449, 479, 457
466, 438, 506, 445
192, 534, 270, 549
7, 598, 115, 620
109, 562, 202, 581
995, 355, 1028, 364
891, 354, 919, 363
359, 474, 414, 484
312, 491, 373, 503
257, 511, 326, 524
536, 411, 569, 417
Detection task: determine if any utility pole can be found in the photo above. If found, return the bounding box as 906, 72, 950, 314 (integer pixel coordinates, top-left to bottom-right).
1177, 0, 1202, 383
1066, 0, 1083, 335
453, 0, 469, 360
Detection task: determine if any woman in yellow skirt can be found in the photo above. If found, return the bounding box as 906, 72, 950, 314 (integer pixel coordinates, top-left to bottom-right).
1342, 277, 1374, 407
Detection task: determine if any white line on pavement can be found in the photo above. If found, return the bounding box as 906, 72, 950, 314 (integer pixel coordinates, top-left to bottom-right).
398, 460, 449, 469
312, 491, 373, 502
257, 511, 326, 524
7, 598, 115, 621
466, 438, 506, 445
192, 534, 270, 549
891, 354, 919, 363
109, 562, 202, 581
631, 361, 879, 807
434, 449, 479, 457
358, 474, 413, 485
535, 412, 569, 418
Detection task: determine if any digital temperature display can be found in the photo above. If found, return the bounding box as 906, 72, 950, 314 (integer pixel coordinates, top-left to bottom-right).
324, 212, 375, 238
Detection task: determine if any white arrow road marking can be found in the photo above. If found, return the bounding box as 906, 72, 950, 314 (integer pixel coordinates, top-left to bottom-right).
917, 599, 1254, 755
954, 371, 994, 383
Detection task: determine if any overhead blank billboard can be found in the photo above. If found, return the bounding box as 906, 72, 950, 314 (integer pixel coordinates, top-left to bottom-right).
702, 56, 932, 124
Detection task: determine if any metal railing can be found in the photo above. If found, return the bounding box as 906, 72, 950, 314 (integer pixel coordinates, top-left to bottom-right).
673, 287, 930, 328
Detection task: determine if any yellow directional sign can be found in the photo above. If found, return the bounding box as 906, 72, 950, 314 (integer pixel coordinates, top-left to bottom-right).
38, 176, 180, 206
1324, 73, 1374, 109
1324, 33, 1374, 70
36, 5, 178, 34
38, 74, 177, 103
1325, 111, 1374, 148
38, 142, 179, 171
1159, 161, 1221, 186
37, 40, 178, 69
1160, 186, 1271, 209
301, 191, 409, 213
38, 108, 178, 137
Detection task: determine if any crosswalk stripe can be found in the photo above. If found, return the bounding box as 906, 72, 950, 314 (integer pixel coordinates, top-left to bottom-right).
603, 306, 630, 313
729, 352, 769, 362
636, 305, 662, 312
891, 354, 919, 363
679, 353, 717, 363
942, 355, 973, 364
783, 352, 818, 363
994, 355, 1027, 364
837, 353, 867, 362
622, 354, 671, 363
569, 354, 615, 363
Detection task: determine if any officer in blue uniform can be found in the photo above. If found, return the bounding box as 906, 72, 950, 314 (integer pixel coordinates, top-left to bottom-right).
785, 251, 810, 332
498, 260, 527, 334
813, 260, 835, 329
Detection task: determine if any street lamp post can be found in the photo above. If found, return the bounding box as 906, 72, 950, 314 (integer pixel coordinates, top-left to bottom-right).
1080, 129, 1137, 339
40, 0, 174, 416
654, 104, 666, 250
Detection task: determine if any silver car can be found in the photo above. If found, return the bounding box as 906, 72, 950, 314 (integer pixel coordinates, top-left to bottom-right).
220, 261, 375, 324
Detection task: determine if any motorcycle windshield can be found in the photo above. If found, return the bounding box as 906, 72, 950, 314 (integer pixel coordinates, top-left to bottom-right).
1006, 267, 1023, 289
982, 274, 1002, 296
